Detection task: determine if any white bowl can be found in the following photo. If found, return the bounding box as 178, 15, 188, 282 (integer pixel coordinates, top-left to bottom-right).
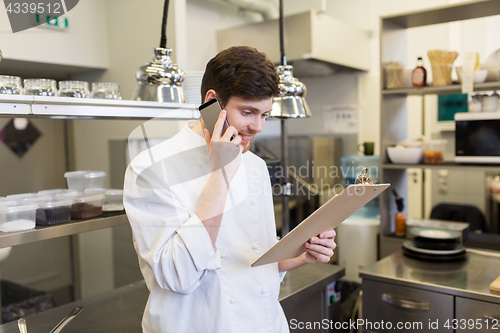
387, 147, 424, 164
455, 67, 488, 83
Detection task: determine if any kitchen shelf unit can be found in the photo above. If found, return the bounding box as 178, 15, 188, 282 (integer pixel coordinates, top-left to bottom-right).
383, 81, 500, 96
0, 95, 200, 120
0, 213, 128, 248
0, 97, 199, 245
383, 162, 500, 172
379, 0, 500, 258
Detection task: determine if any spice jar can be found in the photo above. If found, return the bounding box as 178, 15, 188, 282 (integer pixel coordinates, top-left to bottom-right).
91, 82, 122, 100
58, 81, 90, 98
24, 79, 57, 96
0, 75, 22, 95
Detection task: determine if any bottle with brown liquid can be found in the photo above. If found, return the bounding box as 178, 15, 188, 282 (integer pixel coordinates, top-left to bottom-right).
393, 189, 406, 237
412, 57, 427, 88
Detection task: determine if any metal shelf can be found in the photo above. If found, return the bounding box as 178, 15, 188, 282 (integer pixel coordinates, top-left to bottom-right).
383, 81, 500, 96
383, 0, 500, 28
0, 213, 128, 248
382, 162, 500, 172
0, 95, 200, 120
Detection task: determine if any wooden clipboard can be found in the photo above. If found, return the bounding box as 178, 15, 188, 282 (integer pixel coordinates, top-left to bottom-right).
252, 183, 390, 267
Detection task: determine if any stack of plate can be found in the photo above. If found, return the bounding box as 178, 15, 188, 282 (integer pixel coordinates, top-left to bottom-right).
402, 227, 466, 261
183, 71, 204, 105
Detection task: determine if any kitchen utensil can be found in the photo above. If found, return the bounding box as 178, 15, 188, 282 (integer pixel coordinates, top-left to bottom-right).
49, 306, 83, 333
58, 81, 90, 98
386, 147, 423, 164
24, 79, 57, 96
91, 82, 122, 100
428, 50, 459, 86
358, 142, 374, 156
413, 236, 458, 251
383, 62, 404, 89
423, 139, 447, 164
0, 76, 22, 95
17, 318, 27, 333
403, 240, 464, 255
455, 67, 488, 83
409, 227, 461, 240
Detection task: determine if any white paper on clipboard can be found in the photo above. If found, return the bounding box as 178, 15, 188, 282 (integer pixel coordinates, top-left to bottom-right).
252, 183, 390, 267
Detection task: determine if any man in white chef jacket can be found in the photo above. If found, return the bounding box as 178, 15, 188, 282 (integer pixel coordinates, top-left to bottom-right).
123, 46, 337, 333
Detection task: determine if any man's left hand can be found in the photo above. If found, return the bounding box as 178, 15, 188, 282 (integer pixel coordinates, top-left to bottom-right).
301, 229, 337, 264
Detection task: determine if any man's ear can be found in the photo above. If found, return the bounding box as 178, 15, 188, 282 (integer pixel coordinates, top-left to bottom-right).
204, 90, 217, 103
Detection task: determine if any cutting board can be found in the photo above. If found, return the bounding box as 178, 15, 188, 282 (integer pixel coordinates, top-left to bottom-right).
490, 275, 500, 293
252, 183, 390, 267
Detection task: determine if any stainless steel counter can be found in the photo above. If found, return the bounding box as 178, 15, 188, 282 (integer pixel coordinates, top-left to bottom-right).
0, 263, 344, 332
360, 250, 500, 304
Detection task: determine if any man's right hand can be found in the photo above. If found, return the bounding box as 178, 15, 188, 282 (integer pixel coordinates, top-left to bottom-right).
203, 110, 242, 185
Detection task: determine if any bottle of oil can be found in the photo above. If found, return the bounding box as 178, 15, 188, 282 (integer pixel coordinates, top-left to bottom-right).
412, 57, 427, 88
393, 189, 406, 237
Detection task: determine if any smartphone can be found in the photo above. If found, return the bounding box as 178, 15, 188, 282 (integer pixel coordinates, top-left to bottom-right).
199, 98, 231, 138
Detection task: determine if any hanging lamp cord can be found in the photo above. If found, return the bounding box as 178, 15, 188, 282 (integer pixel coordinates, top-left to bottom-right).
160, 0, 170, 48
279, 0, 286, 66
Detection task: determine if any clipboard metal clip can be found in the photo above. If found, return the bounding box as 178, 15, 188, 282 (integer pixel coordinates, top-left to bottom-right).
355, 167, 377, 185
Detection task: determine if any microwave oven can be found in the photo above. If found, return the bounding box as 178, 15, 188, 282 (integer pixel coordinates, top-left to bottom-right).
455, 112, 500, 163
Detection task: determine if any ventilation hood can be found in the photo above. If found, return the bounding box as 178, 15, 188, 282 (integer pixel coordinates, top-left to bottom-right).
217, 10, 370, 77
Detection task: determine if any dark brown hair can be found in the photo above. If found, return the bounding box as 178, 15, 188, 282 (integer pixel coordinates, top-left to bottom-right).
201, 46, 279, 106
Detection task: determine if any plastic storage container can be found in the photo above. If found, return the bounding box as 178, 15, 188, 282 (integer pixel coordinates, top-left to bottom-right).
64, 171, 106, 192
6, 193, 46, 203
26, 198, 73, 226
0, 204, 37, 232
0, 200, 17, 208
68, 194, 104, 219
84, 188, 124, 212
38, 189, 80, 198
423, 140, 447, 164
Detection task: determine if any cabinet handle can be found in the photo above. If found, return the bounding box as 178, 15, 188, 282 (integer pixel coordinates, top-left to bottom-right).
381, 293, 430, 310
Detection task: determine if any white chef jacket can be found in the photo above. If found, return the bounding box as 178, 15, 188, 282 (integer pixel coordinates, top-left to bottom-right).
123, 120, 289, 333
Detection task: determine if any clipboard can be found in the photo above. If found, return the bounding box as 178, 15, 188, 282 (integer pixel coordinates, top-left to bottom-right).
252, 183, 390, 267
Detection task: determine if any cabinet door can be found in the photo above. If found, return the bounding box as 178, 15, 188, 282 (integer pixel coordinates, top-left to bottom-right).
362, 280, 453, 333
456, 297, 500, 333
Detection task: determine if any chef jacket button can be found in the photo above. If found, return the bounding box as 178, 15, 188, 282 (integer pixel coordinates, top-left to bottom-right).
251, 243, 258, 250
230, 298, 236, 304
197, 162, 203, 167
250, 199, 256, 206
221, 252, 227, 258
261, 288, 268, 294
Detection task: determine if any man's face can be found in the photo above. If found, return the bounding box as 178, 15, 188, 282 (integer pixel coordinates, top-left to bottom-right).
223, 96, 272, 153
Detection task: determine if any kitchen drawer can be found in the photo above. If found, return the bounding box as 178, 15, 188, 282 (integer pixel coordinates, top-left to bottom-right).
362, 280, 453, 333
456, 297, 500, 333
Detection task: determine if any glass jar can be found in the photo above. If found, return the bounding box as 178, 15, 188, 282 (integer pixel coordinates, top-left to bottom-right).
91, 82, 122, 100
58, 81, 90, 98
0, 76, 22, 95
24, 79, 57, 96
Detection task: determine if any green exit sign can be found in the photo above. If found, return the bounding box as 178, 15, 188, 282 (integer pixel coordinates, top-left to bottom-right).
34, 14, 69, 30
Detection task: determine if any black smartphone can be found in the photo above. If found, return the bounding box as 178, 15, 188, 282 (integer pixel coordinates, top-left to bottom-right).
199, 98, 231, 138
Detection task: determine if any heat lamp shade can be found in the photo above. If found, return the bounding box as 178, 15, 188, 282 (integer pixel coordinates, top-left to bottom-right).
270, 64, 311, 118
